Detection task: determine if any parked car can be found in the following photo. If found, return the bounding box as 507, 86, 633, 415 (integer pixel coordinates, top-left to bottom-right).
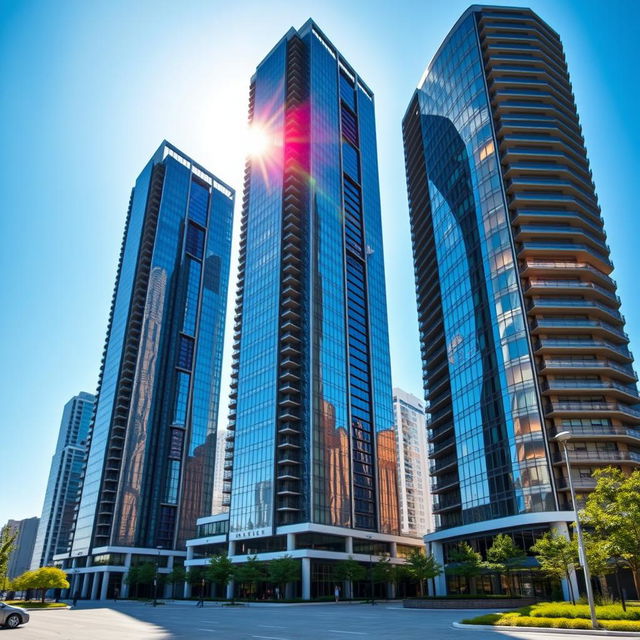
0, 602, 30, 629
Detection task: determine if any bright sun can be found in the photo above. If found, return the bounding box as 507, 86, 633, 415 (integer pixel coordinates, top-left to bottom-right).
246, 125, 270, 157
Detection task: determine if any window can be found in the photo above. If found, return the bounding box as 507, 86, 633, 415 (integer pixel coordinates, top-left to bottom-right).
173, 372, 190, 425
165, 460, 181, 504
188, 180, 209, 226
342, 141, 360, 182
177, 335, 195, 370
185, 222, 205, 259
169, 428, 184, 459
183, 258, 202, 335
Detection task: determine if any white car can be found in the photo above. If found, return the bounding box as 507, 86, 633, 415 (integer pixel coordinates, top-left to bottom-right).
0, 602, 30, 629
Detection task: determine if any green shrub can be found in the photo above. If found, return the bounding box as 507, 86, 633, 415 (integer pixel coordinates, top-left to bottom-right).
460, 613, 502, 625
6, 600, 67, 609
600, 620, 640, 632
530, 602, 640, 621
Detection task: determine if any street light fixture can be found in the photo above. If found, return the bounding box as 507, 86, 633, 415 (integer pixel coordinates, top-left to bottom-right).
554, 431, 598, 629
366, 534, 375, 606
153, 546, 163, 607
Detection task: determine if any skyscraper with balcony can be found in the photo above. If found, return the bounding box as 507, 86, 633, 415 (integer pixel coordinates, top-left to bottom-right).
403, 5, 640, 596
31, 392, 96, 569
392, 388, 432, 537
187, 20, 421, 600
60, 141, 234, 600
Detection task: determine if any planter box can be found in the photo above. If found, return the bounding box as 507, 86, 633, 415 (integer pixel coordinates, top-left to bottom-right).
403, 597, 540, 609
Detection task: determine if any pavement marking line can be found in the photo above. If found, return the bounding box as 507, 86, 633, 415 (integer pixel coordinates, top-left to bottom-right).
196, 628, 218, 632
328, 631, 366, 635
250, 636, 291, 640
259, 625, 287, 629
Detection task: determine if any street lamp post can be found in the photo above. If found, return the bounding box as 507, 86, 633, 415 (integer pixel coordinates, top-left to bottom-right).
554, 431, 598, 629
153, 546, 162, 607
366, 534, 374, 606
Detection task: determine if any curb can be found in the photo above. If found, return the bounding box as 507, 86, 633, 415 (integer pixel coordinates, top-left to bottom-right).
453, 622, 640, 637
25, 606, 71, 611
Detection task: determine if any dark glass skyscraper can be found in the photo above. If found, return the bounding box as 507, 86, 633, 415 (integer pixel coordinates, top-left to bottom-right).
403, 5, 640, 596
188, 20, 421, 601
61, 142, 233, 600
31, 392, 95, 569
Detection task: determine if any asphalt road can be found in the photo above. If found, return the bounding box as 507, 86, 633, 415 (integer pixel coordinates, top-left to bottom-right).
5, 601, 638, 640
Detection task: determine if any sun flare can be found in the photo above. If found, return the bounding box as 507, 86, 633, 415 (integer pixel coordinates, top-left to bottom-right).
246, 125, 271, 157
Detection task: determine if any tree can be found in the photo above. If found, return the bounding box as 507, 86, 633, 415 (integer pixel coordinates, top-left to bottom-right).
446, 542, 483, 595
332, 557, 366, 599
124, 565, 141, 597
34, 567, 69, 603
580, 534, 614, 601
390, 564, 410, 598
187, 566, 208, 599
0, 527, 16, 592
208, 554, 235, 600
12, 567, 69, 603
531, 530, 578, 604
267, 555, 300, 599
405, 549, 442, 597
486, 534, 527, 597
372, 555, 392, 586
580, 468, 640, 598
165, 565, 186, 598
125, 562, 156, 598
234, 555, 266, 598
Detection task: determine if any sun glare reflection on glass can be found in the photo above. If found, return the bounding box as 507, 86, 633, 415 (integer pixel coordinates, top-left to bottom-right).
246, 125, 271, 157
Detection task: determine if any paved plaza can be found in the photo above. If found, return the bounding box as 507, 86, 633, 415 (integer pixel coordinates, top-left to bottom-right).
7, 601, 639, 640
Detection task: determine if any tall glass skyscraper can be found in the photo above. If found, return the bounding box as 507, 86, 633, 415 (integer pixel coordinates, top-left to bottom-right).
187, 20, 421, 601
59, 142, 234, 600
31, 392, 96, 569
403, 5, 640, 596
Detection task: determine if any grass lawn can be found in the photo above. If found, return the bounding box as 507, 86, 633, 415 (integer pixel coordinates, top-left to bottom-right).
462, 601, 640, 632
5, 600, 68, 609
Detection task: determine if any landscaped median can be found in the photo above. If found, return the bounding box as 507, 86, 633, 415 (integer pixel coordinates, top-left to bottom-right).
458, 602, 640, 633
5, 600, 69, 610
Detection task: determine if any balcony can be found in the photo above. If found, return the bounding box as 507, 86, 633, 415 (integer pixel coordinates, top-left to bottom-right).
521, 260, 615, 289
531, 318, 628, 343
535, 338, 632, 362
552, 450, 640, 466
550, 425, 640, 445
547, 401, 640, 422
528, 298, 622, 324
428, 422, 455, 443
518, 242, 611, 272
525, 279, 620, 306
429, 452, 458, 474
543, 379, 640, 403
540, 358, 637, 382
431, 473, 459, 493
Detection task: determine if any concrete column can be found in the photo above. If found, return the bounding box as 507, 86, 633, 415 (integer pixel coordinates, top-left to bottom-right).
100, 572, 109, 601
429, 541, 447, 596
301, 557, 311, 601
226, 580, 234, 600
90, 572, 100, 600
121, 554, 132, 598
228, 540, 236, 556
554, 521, 579, 601
345, 537, 353, 554
390, 542, 398, 558
80, 573, 90, 599
286, 533, 296, 551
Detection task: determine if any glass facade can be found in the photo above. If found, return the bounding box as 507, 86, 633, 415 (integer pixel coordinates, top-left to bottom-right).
403, 5, 640, 548
31, 392, 95, 569
227, 21, 399, 539
71, 142, 233, 556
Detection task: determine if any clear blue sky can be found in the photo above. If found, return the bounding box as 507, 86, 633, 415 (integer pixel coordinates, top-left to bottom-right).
1, 0, 639, 528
